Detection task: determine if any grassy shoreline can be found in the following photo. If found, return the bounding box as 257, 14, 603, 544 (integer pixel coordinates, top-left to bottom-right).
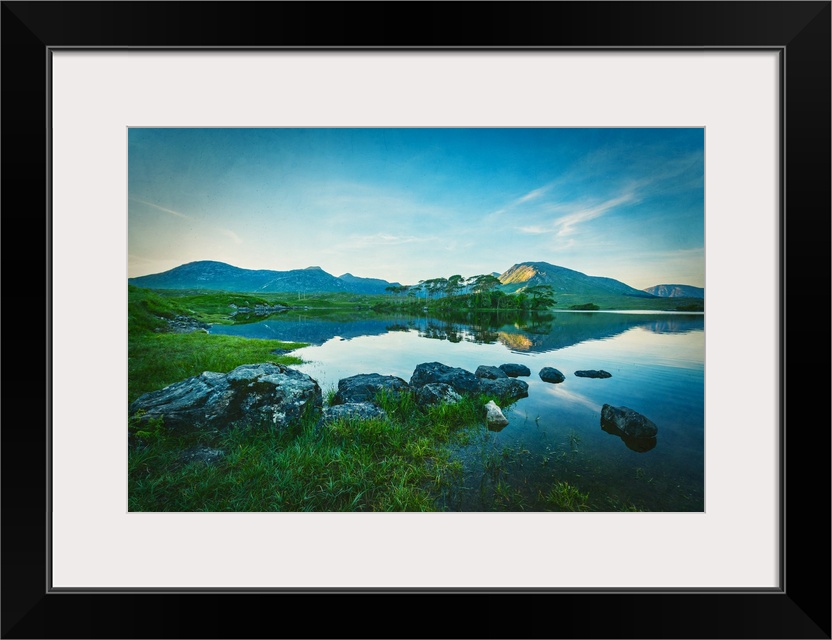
127, 285, 647, 512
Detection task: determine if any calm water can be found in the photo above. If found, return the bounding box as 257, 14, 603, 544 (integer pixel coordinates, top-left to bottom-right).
211, 311, 704, 512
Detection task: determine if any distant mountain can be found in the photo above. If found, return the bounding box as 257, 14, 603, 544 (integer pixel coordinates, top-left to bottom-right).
338, 273, 403, 295
643, 284, 704, 299
499, 261, 655, 299
128, 261, 400, 294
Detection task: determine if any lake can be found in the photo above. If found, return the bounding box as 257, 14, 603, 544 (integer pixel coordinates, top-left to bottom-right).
210, 309, 704, 512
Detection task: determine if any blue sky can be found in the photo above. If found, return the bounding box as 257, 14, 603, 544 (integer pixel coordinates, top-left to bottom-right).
128, 128, 704, 289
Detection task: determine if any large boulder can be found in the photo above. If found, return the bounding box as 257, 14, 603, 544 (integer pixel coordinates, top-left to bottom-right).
539, 367, 566, 383
410, 362, 481, 395
129, 363, 322, 433
499, 363, 531, 377
331, 373, 410, 405
600, 404, 658, 438
479, 377, 529, 402
575, 370, 612, 379
416, 383, 463, 406
475, 365, 508, 380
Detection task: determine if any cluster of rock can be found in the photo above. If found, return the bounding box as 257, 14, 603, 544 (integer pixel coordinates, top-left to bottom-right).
128, 358, 658, 459
161, 315, 211, 334
128, 360, 533, 447
322, 362, 531, 430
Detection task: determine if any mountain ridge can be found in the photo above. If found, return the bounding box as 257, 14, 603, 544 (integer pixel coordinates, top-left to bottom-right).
128, 259, 703, 305
128, 261, 402, 295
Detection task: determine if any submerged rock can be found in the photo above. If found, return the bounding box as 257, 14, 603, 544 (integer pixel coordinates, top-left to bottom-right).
539, 367, 566, 383
129, 363, 321, 434
475, 365, 508, 380
410, 362, 481, 395
575, 370, 612, 378
332, 373, 410, 405
499, 363, 531, 377
484, 400, 509, 429
416, 383, 463, 406
600, 404, 658, 439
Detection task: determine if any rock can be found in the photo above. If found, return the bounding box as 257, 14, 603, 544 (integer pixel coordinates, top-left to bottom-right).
416, 383, 463, 406
410, 362, 481, 395
231, 304, 288, 318
164, 315, 211, 334
179, 446, 226, 465
479, 377, 529, 402
484, 400, 509, 429
600, 404, 658, 438
318, 402, 387, 427
499, 363, 531, 377
539, 367, 566, 383
575, 370, 612, 378
331, 373, 410, 405
129, 363, 322, 434
475, 365, 508, 380
601, 420, 657, 453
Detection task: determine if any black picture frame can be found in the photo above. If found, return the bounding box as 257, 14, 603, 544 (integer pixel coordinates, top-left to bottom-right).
2, 2, 829, 638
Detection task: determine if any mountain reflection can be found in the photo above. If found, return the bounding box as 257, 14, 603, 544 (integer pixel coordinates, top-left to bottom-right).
211, 309, 703, 353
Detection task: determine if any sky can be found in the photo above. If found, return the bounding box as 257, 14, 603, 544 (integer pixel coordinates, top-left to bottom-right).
128, 128, 704, 290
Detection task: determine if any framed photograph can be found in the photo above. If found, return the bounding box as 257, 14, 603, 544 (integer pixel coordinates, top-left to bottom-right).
4, 2, 829, 638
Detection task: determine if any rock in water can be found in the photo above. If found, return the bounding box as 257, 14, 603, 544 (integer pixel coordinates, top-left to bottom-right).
600, 404, 658, 438
410, 362, 481, 395
475, 365, 508, 380
539, 367, 566, 383
575, 370, 612, 378
484, 400, 509, 429
479, 377, 529, 402
129, 363, 321, 433
499, 363, 531, 377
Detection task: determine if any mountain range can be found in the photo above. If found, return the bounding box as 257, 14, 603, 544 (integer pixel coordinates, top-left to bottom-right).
128, 259, 703, 302
128, 261, 401, 295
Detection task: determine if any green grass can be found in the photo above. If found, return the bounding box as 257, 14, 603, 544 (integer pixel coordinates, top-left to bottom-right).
128, 285, 308, 403
129, 389, 498, 512
540, 481, 591, 512
128, 333, 306, 404
127, 284, 666, 512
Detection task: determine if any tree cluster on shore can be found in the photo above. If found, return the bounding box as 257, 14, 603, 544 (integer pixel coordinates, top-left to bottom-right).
385, 274, 555, 311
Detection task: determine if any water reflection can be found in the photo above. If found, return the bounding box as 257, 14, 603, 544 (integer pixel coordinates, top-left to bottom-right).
212, 309, 703, 355
209, 307, 703, 511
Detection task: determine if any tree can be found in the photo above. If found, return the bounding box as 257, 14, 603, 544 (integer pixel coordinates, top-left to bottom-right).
470, 274, 503, 308
445, 274, 465, 298
524, 284, 556, 309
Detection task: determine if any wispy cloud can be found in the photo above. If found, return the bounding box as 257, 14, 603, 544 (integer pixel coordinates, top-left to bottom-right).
519, 191, 636, 237
130, 198, 243, 245
489, 182, 557, 218
335, 233, 436, 250
554, 192, 635, 236
131, 198, 194, 221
